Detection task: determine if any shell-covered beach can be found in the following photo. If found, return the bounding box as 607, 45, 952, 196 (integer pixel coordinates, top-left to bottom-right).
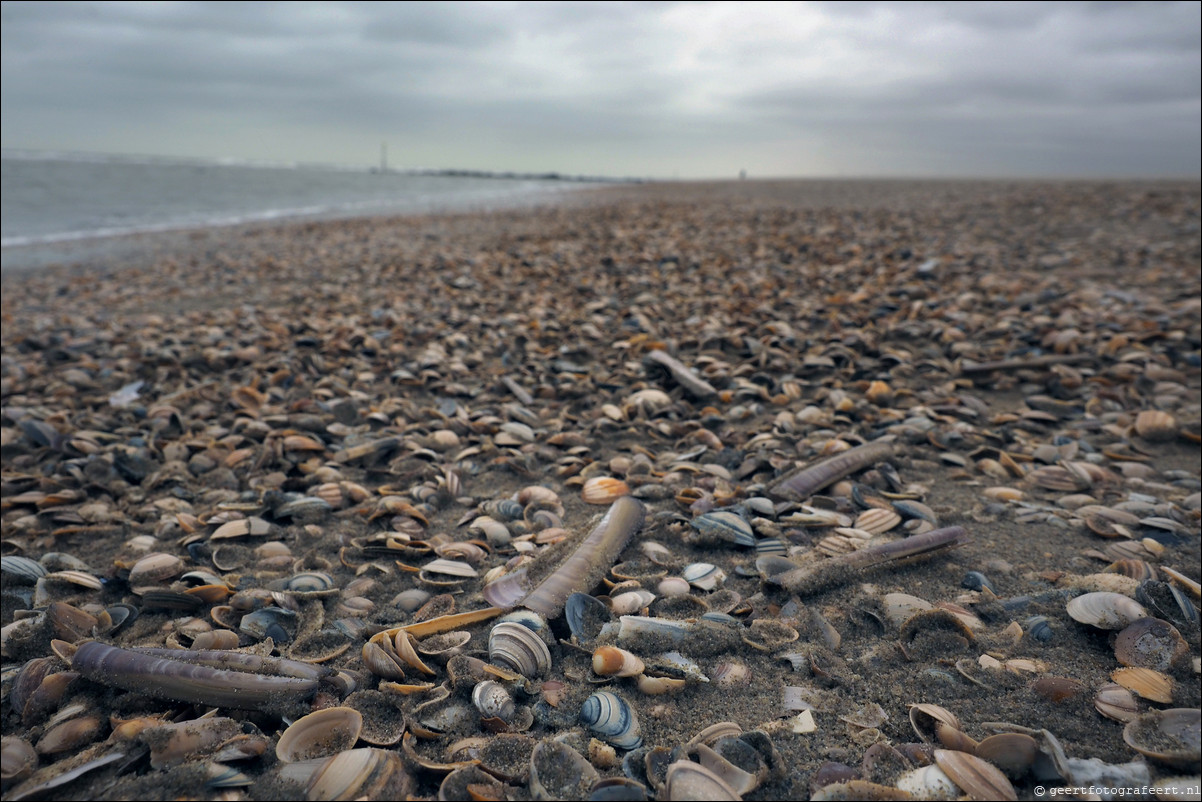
2, 179, 1199, 800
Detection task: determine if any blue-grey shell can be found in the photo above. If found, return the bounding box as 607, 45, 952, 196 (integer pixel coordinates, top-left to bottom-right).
690, 511, 756, 547
580, 691, 642, 750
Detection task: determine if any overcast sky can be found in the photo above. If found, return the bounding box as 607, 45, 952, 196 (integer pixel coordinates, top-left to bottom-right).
2, 1, 1199, 178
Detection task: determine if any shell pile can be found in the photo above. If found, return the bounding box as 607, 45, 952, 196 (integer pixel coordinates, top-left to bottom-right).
2, 180, 1199, 800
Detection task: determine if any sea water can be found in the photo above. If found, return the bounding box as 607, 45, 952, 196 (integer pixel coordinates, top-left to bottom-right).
1, 150, 598, 269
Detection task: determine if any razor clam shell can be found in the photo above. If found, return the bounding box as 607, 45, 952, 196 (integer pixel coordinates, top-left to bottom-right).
67, 641, 321, 711
483, 496, 646, 617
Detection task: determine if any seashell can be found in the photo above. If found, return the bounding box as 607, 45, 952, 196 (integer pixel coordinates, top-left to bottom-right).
239, 606, 298, 642
529, 740, 599, 801
590, 776, 649, 801
497, 608, 550, 634
416, 630, 472, 663
1094, 683, 1141, 723
580, 691, 642, 750
1133, 409, 1178, 441
682, 562, 725, 591
895, 764, 960, 800
276, 707, 363, 762
343, 690, 406, 747
688, 511, 755, 547
1, 735, 38, 786
362, 641, 408, 681
636, 674, 687, 695
593, 646, 645, 678
1114, 617, 1188, 671
393, 589, 432, 613
35, 715, 103, 756
1136, 580, 1199, 631
127, 552, 184, 587
46, 602, 99, 643
472, 680, 515, 722
909, 703, 961, 744
973, 733, 1038, 780
1065, 592, 1147, 630
1112, 667, 1174, 703
488, 621, 551, 678
657, 576, 691, 598
302, 747, 412, 801
437, 765, 502, 802
983, 487, 1024, 502
1123, 708, 1200, 769
1024, 615, 1054, 643
602, 586, 648, 612
686, 742, 759, 796
712, 660, 751, 689
481, 498, 524, 521
854, 507, 901, 535
210, 516, 273, 539
1, 556, 46, 584
960, 571, 995, 594
273, 496, 332, 520
1031, 676, 1086, 703
933, 748, 1017, 801
285, 572, 335, 593
882, 593, 933, 628
663, 760, 741, 801
583, 477, 631, 505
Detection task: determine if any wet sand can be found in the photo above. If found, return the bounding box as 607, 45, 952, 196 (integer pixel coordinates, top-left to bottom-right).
1, 179, 1199, 800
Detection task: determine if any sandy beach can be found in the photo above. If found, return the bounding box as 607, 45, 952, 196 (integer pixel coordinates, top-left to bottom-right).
2, 179, 1199, 800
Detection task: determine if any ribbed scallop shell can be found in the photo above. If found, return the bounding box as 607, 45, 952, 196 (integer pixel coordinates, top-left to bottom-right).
582, 477, 630, 505
488, 621, 551, 678
854, 507, 901, 535
1111, 667, 1174, 703
580, 691, 642, 750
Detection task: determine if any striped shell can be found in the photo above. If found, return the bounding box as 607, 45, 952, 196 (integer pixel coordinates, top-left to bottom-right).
689, 511, 755, 547
488, 621, 551, 678
580, 691, 642, 750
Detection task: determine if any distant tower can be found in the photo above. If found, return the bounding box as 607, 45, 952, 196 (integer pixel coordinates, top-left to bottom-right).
381, 142, 388, 173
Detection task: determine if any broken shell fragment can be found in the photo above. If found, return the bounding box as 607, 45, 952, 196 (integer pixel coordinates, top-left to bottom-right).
1113, 617, 1188, 671
529, 740, 598, 801
1123, 708, 1201, 769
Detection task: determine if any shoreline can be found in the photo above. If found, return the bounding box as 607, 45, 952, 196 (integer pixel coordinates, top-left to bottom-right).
1, 178, 1198, 801
6, 177, 1197, 276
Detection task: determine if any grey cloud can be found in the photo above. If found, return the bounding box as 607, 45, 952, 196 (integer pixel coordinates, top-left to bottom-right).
2, 0, 1198, 177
